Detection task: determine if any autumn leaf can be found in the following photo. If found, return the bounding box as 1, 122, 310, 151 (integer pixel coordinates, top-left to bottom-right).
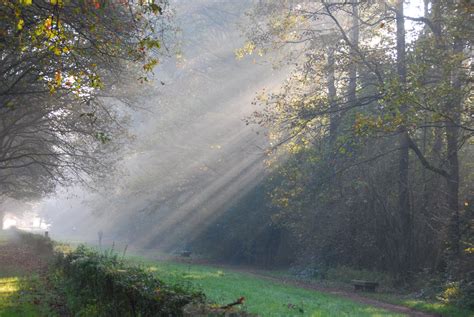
17, 18, 24, 30
50, 0, 64, 6
44, 17, 52, 30
55, 71, 62, 85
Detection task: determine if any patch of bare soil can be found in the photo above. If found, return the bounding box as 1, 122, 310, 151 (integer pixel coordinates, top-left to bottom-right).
0, 240, 49, 275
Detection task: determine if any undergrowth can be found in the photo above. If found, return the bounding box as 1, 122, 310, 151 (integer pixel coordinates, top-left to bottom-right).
53, 245, 205, 316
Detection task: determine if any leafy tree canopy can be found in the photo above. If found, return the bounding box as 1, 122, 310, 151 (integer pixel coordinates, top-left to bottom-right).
0, 0, 173, 200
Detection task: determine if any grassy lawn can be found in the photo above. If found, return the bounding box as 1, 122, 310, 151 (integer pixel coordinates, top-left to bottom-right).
367, 293, 473, 317
0, 276, 49, 317
261, 268, 473, 317
128, 257, 405, 317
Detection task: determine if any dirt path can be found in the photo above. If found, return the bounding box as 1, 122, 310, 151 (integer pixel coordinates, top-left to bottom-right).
0, 239, 49, 275
169, 256, 437, 317
239, 270, 436, 317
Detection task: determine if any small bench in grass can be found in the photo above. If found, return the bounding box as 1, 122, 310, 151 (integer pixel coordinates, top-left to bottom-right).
180, 250, 192, 257
352, 280, 379, 292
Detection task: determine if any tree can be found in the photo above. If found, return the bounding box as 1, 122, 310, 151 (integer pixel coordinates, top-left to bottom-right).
394, 0, 412, 275
0, 0, 173, 202
238, 0, 473, 279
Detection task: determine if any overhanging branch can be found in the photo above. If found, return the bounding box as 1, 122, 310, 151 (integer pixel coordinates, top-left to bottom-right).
407, 135, 449, 178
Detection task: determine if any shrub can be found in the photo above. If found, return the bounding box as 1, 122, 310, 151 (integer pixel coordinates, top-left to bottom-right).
54, 245, 205, 316
17, 231, 54, 256
440, 273, 474, 310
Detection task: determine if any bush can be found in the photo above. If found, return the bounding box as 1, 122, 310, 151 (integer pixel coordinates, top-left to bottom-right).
17, 231, 54, 255
54, 245, 205, 316
440, 272, 474, 310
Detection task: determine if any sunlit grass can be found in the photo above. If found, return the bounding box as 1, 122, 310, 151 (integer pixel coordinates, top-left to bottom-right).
0, 275, 58, 317
0, 277, 19, 295
0, 276, 37, 317
397, 299, 472, 317
0, 231, 57, 317
232, 264, 474, 317
368, 293, 473, 317
129, 257, 405, 317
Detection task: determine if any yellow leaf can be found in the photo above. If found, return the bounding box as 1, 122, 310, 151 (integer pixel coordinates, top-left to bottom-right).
44, 17, 52, 30
17, 18, 24, 30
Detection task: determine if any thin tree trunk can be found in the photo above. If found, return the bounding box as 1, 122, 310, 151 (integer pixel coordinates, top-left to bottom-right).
445, 36, 463, 258
348, 2, 359, 105
396, 0, 412, 275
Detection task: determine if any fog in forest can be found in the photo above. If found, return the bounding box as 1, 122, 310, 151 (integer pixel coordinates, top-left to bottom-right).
5, 0, 284, 251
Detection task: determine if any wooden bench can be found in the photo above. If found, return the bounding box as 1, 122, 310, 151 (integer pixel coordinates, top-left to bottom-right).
180, 250, 192, 257
352, 280, 379, 292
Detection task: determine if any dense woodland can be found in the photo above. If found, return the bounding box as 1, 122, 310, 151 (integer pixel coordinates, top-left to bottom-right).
0, 0, 473, 313
194, 0, 473, 304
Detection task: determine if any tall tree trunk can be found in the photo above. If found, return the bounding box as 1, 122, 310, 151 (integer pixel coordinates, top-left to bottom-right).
395, 0, 412, 275
445, 36, 463, 258
430, 0, 462, 262
342, 1, 360, 264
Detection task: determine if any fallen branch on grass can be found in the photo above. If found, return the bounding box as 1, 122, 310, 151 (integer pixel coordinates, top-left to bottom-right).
220, 296, 245, 309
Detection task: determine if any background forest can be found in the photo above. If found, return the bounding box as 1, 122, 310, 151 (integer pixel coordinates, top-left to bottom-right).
192, 0, 474, 306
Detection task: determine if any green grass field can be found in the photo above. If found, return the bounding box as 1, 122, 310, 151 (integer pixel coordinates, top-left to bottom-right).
127, 256, 474, 317
262, 267, 473, 317
367, 293, 473, 317
127, 257, 405, 317
0, 276, 51, 317
1, 232, 472, 317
